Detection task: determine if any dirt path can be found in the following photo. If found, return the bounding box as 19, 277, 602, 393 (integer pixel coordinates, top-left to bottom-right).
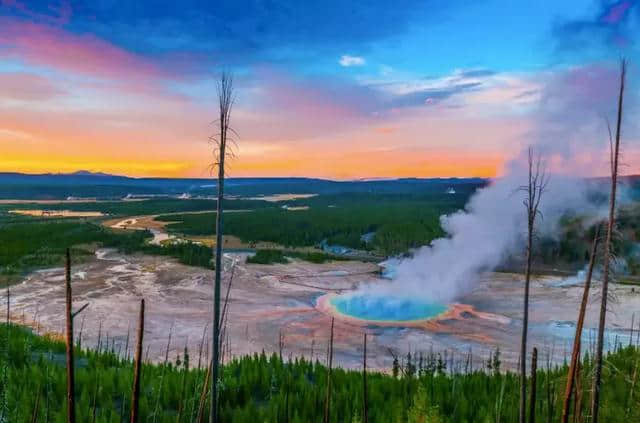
102, 212, 324, 252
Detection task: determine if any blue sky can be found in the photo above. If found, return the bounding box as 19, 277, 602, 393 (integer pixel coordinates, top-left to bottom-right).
1, 0, 639, 177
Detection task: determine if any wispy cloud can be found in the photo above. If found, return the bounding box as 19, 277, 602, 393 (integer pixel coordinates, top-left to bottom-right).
552, 0, 640, 50
360, 68, 538, 112
339, 55, 365, 67
0, 72, 64, 101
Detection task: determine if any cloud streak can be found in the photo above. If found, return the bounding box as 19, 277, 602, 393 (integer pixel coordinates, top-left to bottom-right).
552, 0, 640, 51
339, 55, 365, 67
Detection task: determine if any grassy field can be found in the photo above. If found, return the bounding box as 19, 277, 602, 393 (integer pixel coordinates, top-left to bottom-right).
1, 323, 638, 422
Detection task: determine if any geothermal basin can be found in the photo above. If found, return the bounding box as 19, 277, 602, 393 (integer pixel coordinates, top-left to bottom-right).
319, 293, 448, 323
6, 249, 640, 371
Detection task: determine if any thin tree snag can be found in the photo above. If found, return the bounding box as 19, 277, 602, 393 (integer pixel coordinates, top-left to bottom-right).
65, 248, 76, 423
211, 72, 234, 423
198, 360, 213, 423
519, 147, 548, 423
562, 227, 600, 423
529, 347, 537, 423
591, 58, 626, 423
29, 384, 41, 423
125, 324, 130, 362
177, 343, 189, 423
71, 303, 89, 320
324, 318, 335, 423
574, 359, 583, 423
5, 284, 8, 325
130, 298, 145, 423
363, 333, 368, 423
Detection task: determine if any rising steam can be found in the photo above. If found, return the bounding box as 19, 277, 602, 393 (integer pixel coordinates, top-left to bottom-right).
361, 63, 637, 303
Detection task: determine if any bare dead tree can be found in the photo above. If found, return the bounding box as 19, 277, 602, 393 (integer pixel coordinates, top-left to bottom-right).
363, 333, 369, 423
217, 262, 236, 359
197, 360, 213, 423
529, 347, 537, 423
31, 384, 41, 423
210, 71, 235, 423
324, 318, 335, 423
65, 248, 76, 423
176, 342, 190, 423
574, 358, 583, 423
90, 373, 98, 423
97, 320, 102, 354
125, 323, 131, 361
626, 356, 639, 418
130, 299, 145, 423
164, 323, 174, 365
1, 282, 9, 421
519, 147, 548, 423
562, 226, 600, 422
198, 324, 208, 371
591, 58, 626, 423
152, 322, 174, 423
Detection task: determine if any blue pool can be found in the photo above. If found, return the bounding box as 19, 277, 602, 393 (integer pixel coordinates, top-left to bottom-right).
330, 294, 447, 322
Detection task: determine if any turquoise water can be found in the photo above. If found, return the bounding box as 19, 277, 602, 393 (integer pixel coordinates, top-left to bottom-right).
330, 294, 447, 322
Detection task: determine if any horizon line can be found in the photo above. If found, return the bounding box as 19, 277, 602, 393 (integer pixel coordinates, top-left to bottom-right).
0, 170, 492, 181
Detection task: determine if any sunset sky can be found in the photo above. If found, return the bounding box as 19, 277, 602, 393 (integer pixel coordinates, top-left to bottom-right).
1, 1, 639, 179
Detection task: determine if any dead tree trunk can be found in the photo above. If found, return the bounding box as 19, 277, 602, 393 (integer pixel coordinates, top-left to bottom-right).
130, 299, 145, 423
31, 383, 41, 423
198, 360, 213, 423
574, 359, 583, 423
363, 333, 368, 423
519, 147, 548, 423
211, 72, 234, 423
65, 248, 75, 423
2, 283, 9, 422
591, 58, 626, 423
324, 318, 335, 423
562, 227, 600, 422
529, 347, 537, 423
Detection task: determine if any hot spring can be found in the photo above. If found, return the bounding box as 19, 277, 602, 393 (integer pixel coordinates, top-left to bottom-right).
326, 293, 448, 323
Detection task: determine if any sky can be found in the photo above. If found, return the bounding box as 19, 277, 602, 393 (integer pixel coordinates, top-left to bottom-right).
0, 0, 639, 179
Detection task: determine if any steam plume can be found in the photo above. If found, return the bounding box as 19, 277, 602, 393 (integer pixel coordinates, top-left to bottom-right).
364, 63, 638, 302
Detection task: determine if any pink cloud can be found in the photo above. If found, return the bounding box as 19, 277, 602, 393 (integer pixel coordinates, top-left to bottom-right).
0, 18, 171, 82
0, 72, 64, 100
236, 67, 378, 142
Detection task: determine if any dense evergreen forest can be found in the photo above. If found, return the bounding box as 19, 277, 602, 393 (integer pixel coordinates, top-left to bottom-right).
4, 193, 640, 281
158, 193, 467, 255
1, 323, 638, 422
536, 205, 640, 275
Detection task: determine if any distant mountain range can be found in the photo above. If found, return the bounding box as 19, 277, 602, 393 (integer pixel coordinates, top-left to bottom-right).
0, 172, 489, 200
2, 171, 638, 201
68, 170, 119, 177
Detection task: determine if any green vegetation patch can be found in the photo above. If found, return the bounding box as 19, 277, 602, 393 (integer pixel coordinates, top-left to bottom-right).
157, 193, 464, 256
285, 250, 349, 263
1, 323, 638, 422
0, 218, 212, 284
246, 249, 289, 264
